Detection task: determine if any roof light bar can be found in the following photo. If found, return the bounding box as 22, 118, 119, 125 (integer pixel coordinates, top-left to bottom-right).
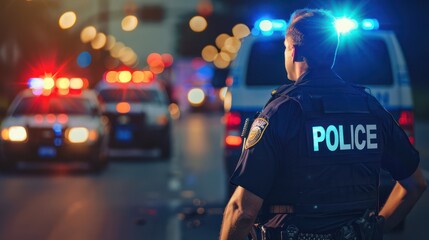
253, 18, 287, 36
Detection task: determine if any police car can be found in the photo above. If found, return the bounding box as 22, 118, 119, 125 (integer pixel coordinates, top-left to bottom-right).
223, 17, 415, 221
0, 77, 110, 171
95, 70, 172, 159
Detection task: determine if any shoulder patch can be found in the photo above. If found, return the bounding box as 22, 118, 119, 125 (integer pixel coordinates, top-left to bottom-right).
245, 118, 269, 149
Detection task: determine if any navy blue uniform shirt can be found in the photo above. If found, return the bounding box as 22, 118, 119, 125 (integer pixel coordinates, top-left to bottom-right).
230, 69, 420, 232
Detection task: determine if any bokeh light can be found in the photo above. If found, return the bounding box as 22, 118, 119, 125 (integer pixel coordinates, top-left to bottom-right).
201, 45, 218, 62
118, 71, 132, 83
116, 102, 131, 114
121, 15, 138, 31
196, 0, 213, 16
219, 87, 228, 101
105, 35, 116, 50
80, 26, 97, 43
147, 53, 162, 65
224, 37, 241, 53
105, 71, 118, 83
56, 78, 70, 89
215, 33, 229, 49
91, 32, 107, 50
187, 88, 205, 106
189, 16, 207, 32
59, 11, 77, 29
161, 53, 174, 67
70, 78, 84, 89
77, 51, 92, 68
143, 71, 154, 82
110, 42, 125, 58
232, 23, 250, 39
132, 71, 145, 83
168, 103, 181, 120
213, 54, 230, 69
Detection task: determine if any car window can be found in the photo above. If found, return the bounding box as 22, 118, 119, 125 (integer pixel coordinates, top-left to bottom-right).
12, 96, 92, 115
98, 89, 160, 103
246, 38, 292, 86
334, 35, 393, 85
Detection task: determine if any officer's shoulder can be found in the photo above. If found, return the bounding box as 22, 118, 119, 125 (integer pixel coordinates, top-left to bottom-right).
262, 93, 302, 121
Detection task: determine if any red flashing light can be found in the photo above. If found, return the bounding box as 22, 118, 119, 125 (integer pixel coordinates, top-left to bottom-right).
28, 77, 86, 95
225, 111, 242, 148
399, 111, 413, 126
398, 110, 415, 145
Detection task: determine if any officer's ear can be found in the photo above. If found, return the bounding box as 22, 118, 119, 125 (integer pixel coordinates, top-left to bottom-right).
293, 45, 304, 62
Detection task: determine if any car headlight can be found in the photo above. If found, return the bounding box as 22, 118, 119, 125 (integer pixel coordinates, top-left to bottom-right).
1, 126, 28, 142
66, 127, 89, 143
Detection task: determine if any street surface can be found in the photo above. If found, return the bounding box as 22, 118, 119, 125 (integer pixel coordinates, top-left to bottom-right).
0, 113, 428, 240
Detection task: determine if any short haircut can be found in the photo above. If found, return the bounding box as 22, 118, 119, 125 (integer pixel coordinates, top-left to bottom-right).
286, 9, 339, 68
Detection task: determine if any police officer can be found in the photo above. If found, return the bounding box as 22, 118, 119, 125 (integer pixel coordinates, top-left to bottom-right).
219, 8, 426, 240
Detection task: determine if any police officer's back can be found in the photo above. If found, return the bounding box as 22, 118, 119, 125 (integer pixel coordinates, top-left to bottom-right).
219, 8, 426, 240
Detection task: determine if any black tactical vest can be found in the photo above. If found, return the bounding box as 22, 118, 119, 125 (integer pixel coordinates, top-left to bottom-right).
259, 78, 385, 219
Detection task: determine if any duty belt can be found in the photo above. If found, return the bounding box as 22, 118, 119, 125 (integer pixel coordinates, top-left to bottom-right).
259, 225, 335, 240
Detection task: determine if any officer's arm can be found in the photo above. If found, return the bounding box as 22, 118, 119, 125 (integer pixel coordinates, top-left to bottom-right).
379, 167, 427, 231
220, 186, 263, 240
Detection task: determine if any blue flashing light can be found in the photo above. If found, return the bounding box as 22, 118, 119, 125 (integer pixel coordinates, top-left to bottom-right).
361, 19, 379, 30
271, 20, 287, 31
259, 20, 273, 32
253, 18, 287, 36
28, 77, 44, 89
335, 17, 359, 34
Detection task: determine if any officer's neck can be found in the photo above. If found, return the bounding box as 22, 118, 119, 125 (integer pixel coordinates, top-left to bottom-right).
291, 62, 308, 81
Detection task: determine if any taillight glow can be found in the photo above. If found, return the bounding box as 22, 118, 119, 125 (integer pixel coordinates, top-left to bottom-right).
225, 112, 242, 148
398, 110, 415, 145
226, 112, 241, 127
225, 135, 242, 147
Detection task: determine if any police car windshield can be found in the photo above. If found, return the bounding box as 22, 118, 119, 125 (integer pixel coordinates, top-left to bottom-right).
334, 35, 393, 85
247, 38, 292, 86
98, 89, 160, 103
12, 96, 92, 116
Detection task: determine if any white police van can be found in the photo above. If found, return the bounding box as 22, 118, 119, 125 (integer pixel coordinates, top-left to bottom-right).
223, 18, 415, 228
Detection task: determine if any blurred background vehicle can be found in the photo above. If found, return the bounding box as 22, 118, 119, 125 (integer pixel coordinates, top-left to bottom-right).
95, 69, 172, 159
0, 76, 109, 171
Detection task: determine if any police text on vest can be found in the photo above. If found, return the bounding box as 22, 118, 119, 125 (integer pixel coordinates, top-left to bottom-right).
312, 124, 378, 151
